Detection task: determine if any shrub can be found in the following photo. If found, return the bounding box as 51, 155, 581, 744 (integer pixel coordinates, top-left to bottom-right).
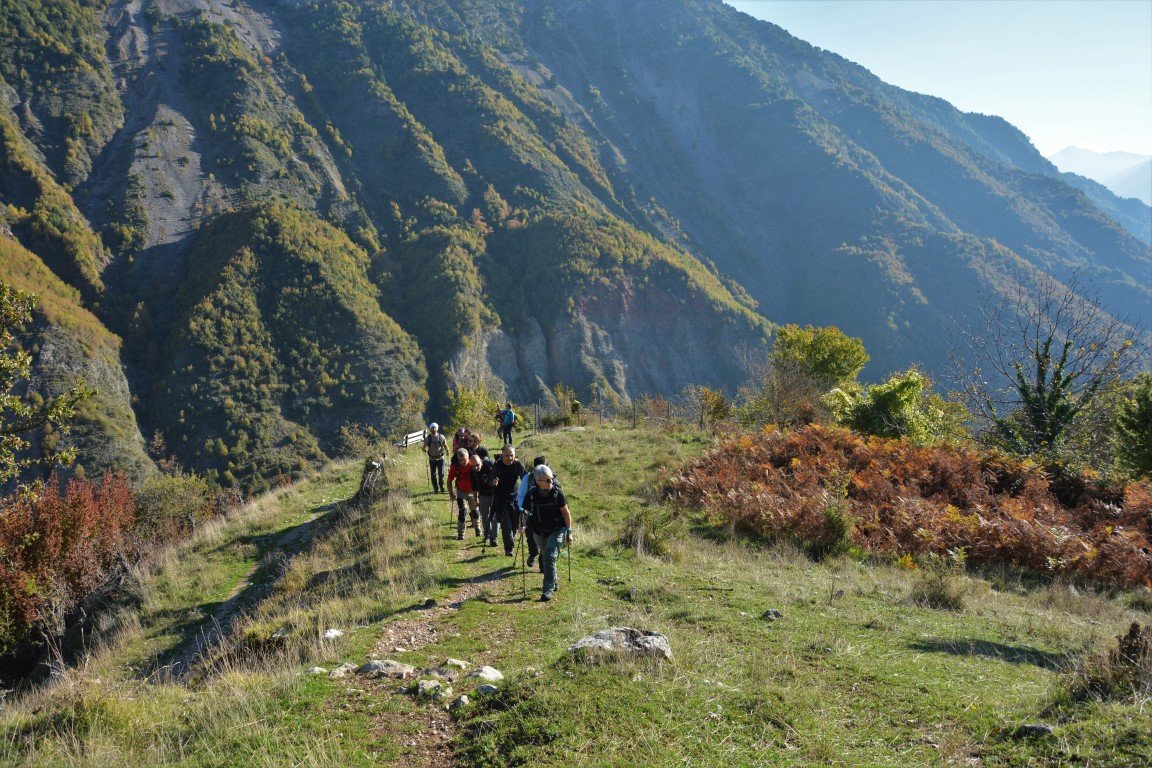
620, 504, 684, 559
541, 413, 571, 429
667, 425, 1152, 586
134, 471, 216, 544
1068, 622, 1151, 702
1115, 373, 1152, 480
826, 368, 970, 445
909, 550, 968, 610
0, 473, 136, 652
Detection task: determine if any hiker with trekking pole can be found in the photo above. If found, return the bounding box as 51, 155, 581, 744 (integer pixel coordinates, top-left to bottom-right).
447, 448, 481, 540
520, 464, 572, 602
473, 446, 496, 548
517, 456, 553, 569
491, 445, 525, 557
423, 422, 447, 494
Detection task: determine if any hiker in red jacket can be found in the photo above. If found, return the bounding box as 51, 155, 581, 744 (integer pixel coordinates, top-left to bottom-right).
448, 448, 481, 540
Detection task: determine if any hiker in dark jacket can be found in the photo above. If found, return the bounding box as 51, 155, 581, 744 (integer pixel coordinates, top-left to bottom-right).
520, 464, 572, 601
447, 448, 481, 540
423, 422, 447, 493
491, 444, 525, 556
517, 455, 551, 569
474, 446, 496, 545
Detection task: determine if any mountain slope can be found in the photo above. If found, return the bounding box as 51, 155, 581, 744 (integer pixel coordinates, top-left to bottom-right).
0, 234, 151, 481
151, 201, 427, 490
1, 0, 1150, 486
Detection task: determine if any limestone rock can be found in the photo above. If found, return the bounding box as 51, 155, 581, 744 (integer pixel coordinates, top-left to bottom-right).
475, 684, 499, 695
425, 666, 461, 681
304, 667, 328, 676
359, 660, 416, 679
449, 694, 471, 711
567, 627, 672, 661
467, 666, 505, 682
1014, 724, 1055, 738
321, 628, 344, 640
445, 658, 470, 670
761, 609, 784, 621
328, 662, 357, 679
415, 679, 443, 699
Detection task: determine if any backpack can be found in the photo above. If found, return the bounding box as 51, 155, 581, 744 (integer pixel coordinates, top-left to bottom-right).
525, 485, 565, 533
425, 432, 446, 458
502, 408, 517, 427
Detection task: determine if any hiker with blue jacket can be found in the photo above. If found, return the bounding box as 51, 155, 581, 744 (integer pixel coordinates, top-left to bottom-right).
498, 402, 517, 445
520, 464, 572, 602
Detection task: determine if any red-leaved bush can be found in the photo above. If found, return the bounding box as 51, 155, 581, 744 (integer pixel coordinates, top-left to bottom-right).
668, 426, 1152, 587
0, 473, 137, 650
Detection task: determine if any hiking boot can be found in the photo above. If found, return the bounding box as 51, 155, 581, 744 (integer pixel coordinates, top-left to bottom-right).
540, 591, 553, 602
473, 522, 481, 536
527, 554, 536, 569
456, 532, 464, 541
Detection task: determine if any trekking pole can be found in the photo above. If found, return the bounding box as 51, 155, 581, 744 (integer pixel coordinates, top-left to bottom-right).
520, 531, 527, 599
567, 530, 572, 584
514, 530, 525, 599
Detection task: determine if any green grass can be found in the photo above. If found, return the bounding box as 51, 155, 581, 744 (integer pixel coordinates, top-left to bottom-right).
1, 424, 1149, 766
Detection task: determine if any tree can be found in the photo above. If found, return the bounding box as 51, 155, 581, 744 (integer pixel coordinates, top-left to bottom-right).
738, 325, 868, 428
773, 324, 870, 386
956, 275, 1148, 459
1114, 372, 1152, 479
1, 282, 90, 494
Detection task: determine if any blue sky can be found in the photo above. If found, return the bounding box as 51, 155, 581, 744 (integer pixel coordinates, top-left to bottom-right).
724, 0, 1152, 156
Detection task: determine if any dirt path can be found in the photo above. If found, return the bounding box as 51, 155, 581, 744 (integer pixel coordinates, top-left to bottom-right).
155, 502, 343, 680
344, 534, 520, 768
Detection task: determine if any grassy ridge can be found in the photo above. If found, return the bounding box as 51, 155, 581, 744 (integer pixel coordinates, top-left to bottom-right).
2, 425, 1149, 766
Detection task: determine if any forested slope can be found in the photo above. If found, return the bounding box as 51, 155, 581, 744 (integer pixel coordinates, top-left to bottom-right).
1, 0, 1148, 489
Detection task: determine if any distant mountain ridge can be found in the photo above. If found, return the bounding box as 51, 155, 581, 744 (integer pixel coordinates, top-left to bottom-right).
1, 0, 1149, 490
1050, 146, 1152, 205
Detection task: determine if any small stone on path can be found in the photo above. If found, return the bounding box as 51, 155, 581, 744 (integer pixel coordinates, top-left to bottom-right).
415, 679, 443, 699
359, 659, 416, 679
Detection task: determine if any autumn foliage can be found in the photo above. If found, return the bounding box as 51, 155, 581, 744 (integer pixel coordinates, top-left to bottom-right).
0, 474, 137, 651
668, 425, 1152, 587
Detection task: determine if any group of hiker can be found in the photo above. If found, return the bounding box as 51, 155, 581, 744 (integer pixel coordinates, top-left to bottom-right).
421, 404, 572, 602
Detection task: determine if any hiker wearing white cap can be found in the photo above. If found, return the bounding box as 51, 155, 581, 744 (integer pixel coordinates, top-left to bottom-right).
520, 464, 573, 602
423, 422, 447, 493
